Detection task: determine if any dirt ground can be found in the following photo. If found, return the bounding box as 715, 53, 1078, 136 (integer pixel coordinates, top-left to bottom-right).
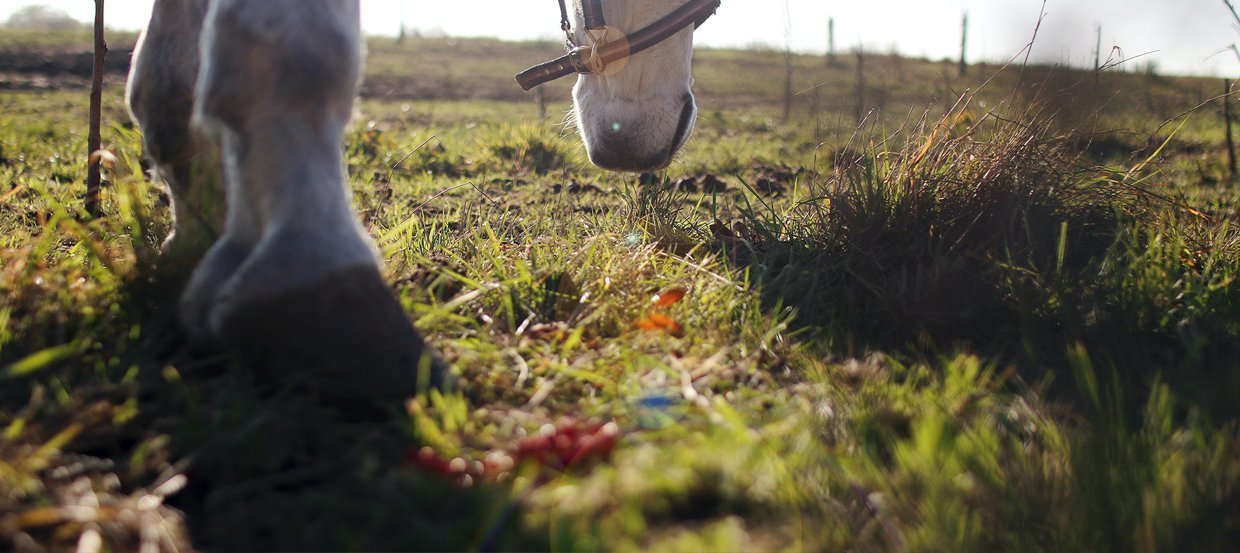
0, 39, 134, 90
0, 37, 567, 102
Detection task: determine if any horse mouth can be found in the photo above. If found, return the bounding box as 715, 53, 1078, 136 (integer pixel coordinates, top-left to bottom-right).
581, 94, 698, 172
664, 94, 696, 167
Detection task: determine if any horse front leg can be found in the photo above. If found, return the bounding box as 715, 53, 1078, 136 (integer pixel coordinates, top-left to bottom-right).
186, 0, 444, 396
127, 0, 223, 277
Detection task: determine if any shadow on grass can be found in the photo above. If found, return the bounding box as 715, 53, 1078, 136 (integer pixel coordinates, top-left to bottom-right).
0, 264, 548, 551
696, 104, 1240, 423
126, 280, 548, 551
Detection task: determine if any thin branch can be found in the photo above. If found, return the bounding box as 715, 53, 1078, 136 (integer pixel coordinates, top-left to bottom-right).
85, 0, 107, 218
1225, 0, 1240, 29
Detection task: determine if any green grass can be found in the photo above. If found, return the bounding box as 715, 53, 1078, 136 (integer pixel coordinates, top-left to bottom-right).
0, 32, 1237, 551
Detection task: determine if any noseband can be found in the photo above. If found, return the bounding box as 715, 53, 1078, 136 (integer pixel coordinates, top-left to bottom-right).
515, 0, 721, 91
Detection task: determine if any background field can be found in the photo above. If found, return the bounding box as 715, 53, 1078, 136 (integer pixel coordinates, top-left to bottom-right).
1, 31, 1238, 551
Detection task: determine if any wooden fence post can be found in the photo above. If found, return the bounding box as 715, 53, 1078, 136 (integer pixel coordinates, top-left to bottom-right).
85, 0, 107, 218
827, 17, 835, 66
397, 0, 406, 45
783, 48, 794, 121
1094, 25, 1102, 71
537, 86, 547, 122
855, 47, 866, 124
782, 0, 793, 121
958, 13, 968, 77
1225, 79, 1236, 178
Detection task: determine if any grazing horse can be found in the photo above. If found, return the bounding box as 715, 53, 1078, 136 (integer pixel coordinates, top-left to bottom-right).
125, 0, 717, 397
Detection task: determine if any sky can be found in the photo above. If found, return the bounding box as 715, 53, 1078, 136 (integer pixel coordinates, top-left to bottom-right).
3, 0, 1239, 77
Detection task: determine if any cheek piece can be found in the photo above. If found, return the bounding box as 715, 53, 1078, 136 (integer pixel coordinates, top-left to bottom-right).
515, 0, 721, 91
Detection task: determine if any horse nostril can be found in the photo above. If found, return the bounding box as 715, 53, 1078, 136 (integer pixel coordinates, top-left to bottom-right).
668, 94, 696, 159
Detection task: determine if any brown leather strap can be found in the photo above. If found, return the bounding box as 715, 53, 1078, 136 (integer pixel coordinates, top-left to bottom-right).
515, 50, 589, 92
516, 0, 721, 91
557, 0, 571, 35
581, 0, 607, 30
621, 0, 719, 60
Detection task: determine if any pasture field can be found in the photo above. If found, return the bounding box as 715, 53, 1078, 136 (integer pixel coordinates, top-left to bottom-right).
1, 33, 1238, 551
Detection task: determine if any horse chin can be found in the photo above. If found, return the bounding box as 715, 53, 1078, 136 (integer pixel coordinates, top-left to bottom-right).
574, 89, 697, 173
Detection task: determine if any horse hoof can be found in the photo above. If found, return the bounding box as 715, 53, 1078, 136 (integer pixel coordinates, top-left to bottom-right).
212, 264, 448, 399
177, 237, 250, 341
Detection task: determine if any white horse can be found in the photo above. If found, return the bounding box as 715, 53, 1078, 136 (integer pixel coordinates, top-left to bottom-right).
125, 0, 714, 397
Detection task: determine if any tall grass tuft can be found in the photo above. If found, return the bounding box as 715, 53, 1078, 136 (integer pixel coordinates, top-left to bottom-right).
728, 102, 1133, 353
482, 124, 577, 175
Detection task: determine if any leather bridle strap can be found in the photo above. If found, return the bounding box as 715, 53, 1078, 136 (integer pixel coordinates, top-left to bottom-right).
580, 0, 607, 30
516, 0, 721, 91
557, 0, 572, 39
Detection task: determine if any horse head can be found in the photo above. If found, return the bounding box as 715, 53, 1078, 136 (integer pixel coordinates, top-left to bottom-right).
519, 0, 718, 172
